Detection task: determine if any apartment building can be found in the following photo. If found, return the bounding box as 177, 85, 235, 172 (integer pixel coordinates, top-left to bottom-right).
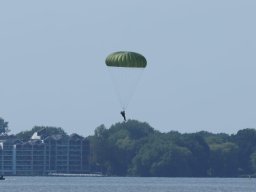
0, 132, 90, 176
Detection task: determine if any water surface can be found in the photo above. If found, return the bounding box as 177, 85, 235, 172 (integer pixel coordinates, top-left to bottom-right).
0, 177, 255, 192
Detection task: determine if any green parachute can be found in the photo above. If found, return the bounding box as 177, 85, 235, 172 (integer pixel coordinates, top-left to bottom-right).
105, 51, 147, 68
105, 51, 147, 112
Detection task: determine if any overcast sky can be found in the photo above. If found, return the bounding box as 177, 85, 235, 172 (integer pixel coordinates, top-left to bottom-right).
1, 0, 256, 137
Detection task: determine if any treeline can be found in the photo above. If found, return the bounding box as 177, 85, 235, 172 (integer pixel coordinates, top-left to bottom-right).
2, 117, 256, 177
88, 120, 256, 177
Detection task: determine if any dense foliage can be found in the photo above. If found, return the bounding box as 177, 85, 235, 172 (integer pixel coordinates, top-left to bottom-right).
89, 120, 256, 177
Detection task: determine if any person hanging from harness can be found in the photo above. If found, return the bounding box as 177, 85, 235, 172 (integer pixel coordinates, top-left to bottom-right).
120, 110, 126, 122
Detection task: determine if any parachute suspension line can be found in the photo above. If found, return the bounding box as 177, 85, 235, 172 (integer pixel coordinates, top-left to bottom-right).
107, 67, 144, 110
123, 68, 144, 110
107, 67, 124, 109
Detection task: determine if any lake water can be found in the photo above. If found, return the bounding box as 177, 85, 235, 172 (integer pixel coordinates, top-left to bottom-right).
0, 177, 255, 192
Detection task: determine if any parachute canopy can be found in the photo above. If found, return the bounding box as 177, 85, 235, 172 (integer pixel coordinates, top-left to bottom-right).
105, 51, 147, 68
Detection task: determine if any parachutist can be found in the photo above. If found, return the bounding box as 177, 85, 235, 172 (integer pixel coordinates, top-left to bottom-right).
120, 110, 126, 122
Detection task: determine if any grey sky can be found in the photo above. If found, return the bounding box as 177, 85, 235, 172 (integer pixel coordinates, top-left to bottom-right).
1, 0, 256, 136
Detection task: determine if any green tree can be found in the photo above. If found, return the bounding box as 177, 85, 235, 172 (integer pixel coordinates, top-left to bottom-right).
130, 132, 193, 177
149, 145, 193, 177
0, 117, 9, 136
233, 128, 256, 174
90, 120, 155, 175
209, 142, 239, 177
89, 124, 111, 174
250, 152, 256, 174
88, 121, 256, 177
130, 135, 165, 176
178, 133, 210, 177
